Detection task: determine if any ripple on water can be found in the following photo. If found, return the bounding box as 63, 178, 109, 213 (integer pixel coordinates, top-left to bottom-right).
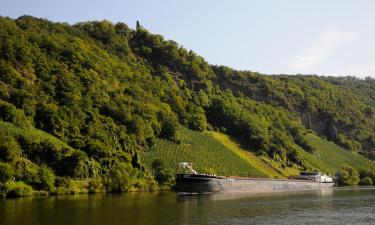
1, 187, 375, 225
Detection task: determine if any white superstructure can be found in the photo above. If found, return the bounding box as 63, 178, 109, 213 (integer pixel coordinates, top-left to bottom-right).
296, 171, 333, 183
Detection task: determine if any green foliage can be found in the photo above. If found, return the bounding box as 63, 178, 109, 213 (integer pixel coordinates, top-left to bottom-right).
5, 181, 33, 198
187, 105, 207, 131
35, 165, 55, 191
301, 134, 374, 175
0, 162, 13, 183
336, 166, 360, 186
1, 16, 375, 195
103, 163, 138, 192
359, 168, 375, 185
0, 100, 31, 128
157, 106, 180, 142
34, 103, 62, 134
359, 177, 373, 185
13, 158, 38, 183
209, 131, 282, 177
0, 135, 21, 162
213, 66, 375, 155
54, 177, 89, 195
151, 159, 174, 185
141, 127, 268, 177
201, 167, 216, 175
72, 156, 102, 179
88, 179, 104, 193
206, 92, 312, 168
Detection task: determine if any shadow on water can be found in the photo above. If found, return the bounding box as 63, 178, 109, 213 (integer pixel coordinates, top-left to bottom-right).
1, 187, 375, 225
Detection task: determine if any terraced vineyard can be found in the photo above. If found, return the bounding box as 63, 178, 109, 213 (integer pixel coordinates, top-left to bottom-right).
208, 131, 282, 178
0, 121, 74, 153
303, 134, 375, 174
141, 128, 375, 179
255, 133, 375, 177
140, 128, 270, 178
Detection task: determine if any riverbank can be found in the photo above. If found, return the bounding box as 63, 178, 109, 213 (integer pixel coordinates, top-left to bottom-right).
0, 179, 172, 199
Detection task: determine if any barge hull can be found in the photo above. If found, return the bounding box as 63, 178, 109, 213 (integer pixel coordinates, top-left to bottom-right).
176, 174, 334, 193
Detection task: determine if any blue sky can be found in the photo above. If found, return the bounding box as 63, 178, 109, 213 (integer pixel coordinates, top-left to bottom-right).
2, 0, 375, 77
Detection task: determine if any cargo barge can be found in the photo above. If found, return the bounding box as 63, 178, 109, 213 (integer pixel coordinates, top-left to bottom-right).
175, 163, 335, 193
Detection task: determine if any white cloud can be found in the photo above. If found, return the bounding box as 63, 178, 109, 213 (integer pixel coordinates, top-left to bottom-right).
289, 29, 357, 72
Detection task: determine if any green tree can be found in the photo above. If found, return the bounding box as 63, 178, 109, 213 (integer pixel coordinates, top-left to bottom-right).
0, 162, 13, 183
336, 166, 360, 186
151, 159, 174, 185
5, 181, 33, 198
187, 105, 207, 131
359, 177, 373, 185
0, 136, 21, 162
157, 107, 180, 142
104, 163, 136, 192
35, 165, 55, 191
0, 100, 31, 128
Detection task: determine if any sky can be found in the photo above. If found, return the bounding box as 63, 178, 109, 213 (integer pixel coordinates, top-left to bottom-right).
1, 0, 375, 77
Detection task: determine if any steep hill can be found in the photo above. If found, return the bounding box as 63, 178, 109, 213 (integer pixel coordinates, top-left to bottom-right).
140, 127, 273, 178
141, 129, 373, 179
0, 16, 375, 195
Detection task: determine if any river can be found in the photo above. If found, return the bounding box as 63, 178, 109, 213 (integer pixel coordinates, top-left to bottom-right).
1, 187, 375, 225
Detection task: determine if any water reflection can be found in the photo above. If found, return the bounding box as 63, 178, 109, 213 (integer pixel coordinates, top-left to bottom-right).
178, 188, 334, 201
175, 189, 336, 224
1, 187, 375, 225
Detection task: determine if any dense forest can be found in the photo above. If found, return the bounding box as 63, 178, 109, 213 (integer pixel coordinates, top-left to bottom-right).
1, 16, 375, 197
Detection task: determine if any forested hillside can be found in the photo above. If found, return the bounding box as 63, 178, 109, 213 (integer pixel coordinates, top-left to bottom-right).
0, 16, 375, 196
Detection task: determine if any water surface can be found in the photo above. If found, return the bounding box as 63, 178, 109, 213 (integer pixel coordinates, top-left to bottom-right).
1, 187, 375, 225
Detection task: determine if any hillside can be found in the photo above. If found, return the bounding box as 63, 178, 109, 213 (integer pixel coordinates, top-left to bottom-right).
140, 128, 272, 178
0, 16, 375, 196
305, 134, 374, 174
141, 129, 373, 179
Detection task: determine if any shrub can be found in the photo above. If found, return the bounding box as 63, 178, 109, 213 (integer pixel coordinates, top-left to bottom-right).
187, 105, 207, 131
154, 168, 173, 185
336, 166, 360, 186
359, 177, 373, 185
0, 100, 31, 128
88, 179, 104, 193
84, 139, 113, 158
103, 163, 135, 192
151, 159, 174, 185
13, 158, 39, 184
157, 108, 180, 142
0, 162, 13, 183
73, 158, 102, 179
0, 135, 21, 162
54, 177, 82, 195
359, 169, 375, 184
5, 181, 33, 198
58, 150, 90, 177
35, 165, 55, 191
